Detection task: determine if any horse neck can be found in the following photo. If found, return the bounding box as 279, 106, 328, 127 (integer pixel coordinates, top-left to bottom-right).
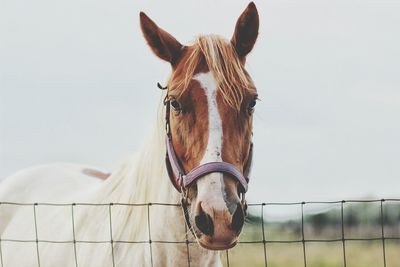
84, 101, 221, 266
82, 102, 182, 234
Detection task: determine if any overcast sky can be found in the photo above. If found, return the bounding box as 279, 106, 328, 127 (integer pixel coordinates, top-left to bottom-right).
1, 0, 399, 206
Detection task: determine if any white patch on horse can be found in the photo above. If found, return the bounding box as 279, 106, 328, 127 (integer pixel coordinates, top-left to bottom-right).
193, 72, 227, 209
195, 73, 223, 164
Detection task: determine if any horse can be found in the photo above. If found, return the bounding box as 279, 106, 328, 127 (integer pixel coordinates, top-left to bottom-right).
0, 2, 259, 266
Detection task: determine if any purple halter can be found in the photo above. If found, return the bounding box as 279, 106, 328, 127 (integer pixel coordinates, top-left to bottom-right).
163, 97, 253, 195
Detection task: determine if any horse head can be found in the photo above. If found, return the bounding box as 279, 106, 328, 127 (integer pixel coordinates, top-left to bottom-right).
140, 2, 259, 250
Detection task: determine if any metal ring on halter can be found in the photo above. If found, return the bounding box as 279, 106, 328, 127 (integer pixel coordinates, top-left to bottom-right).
165, 122, 170, 135
179, 173, 186, 186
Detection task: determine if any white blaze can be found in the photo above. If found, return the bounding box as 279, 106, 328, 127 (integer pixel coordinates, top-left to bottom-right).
193, 72, 226, 208
195, 73, 223, 164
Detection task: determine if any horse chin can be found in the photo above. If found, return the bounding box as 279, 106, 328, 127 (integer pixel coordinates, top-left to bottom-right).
196, 235, 238, 250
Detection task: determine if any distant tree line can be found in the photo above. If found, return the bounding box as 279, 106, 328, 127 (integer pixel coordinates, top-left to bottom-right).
246, 203, 400, 229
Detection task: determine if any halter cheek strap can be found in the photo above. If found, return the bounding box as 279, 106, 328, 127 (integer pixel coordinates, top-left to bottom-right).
164, 99, 253, 194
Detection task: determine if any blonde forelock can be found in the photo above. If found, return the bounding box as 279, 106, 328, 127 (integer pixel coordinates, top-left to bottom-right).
167, 35, 256, 110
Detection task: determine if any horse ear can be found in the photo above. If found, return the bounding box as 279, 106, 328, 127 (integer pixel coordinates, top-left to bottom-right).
231, 2, 259, 60
140, 12, 183, 65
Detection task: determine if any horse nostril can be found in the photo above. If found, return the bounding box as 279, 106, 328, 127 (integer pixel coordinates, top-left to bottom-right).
231, 204, 245, 233
195, 206, 214, 236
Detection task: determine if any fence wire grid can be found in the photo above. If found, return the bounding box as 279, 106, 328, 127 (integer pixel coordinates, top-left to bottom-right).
0, 198, 400, 267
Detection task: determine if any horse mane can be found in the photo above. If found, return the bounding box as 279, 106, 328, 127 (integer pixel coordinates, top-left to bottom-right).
91, 98, 173, 204
168, 35, 256, 111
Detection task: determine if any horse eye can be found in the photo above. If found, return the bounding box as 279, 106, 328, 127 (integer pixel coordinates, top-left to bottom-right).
170, 99, 182, 111
248, 98, 257, 110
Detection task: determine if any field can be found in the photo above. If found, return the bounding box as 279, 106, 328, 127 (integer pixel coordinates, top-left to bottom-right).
221, 201, 400, 267
222, 241, 400, 267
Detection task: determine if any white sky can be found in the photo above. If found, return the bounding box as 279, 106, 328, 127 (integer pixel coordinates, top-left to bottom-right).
1, 0, 399, 205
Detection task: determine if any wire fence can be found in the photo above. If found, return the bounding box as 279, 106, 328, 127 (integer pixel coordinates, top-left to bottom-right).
0, 199, 399, 267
